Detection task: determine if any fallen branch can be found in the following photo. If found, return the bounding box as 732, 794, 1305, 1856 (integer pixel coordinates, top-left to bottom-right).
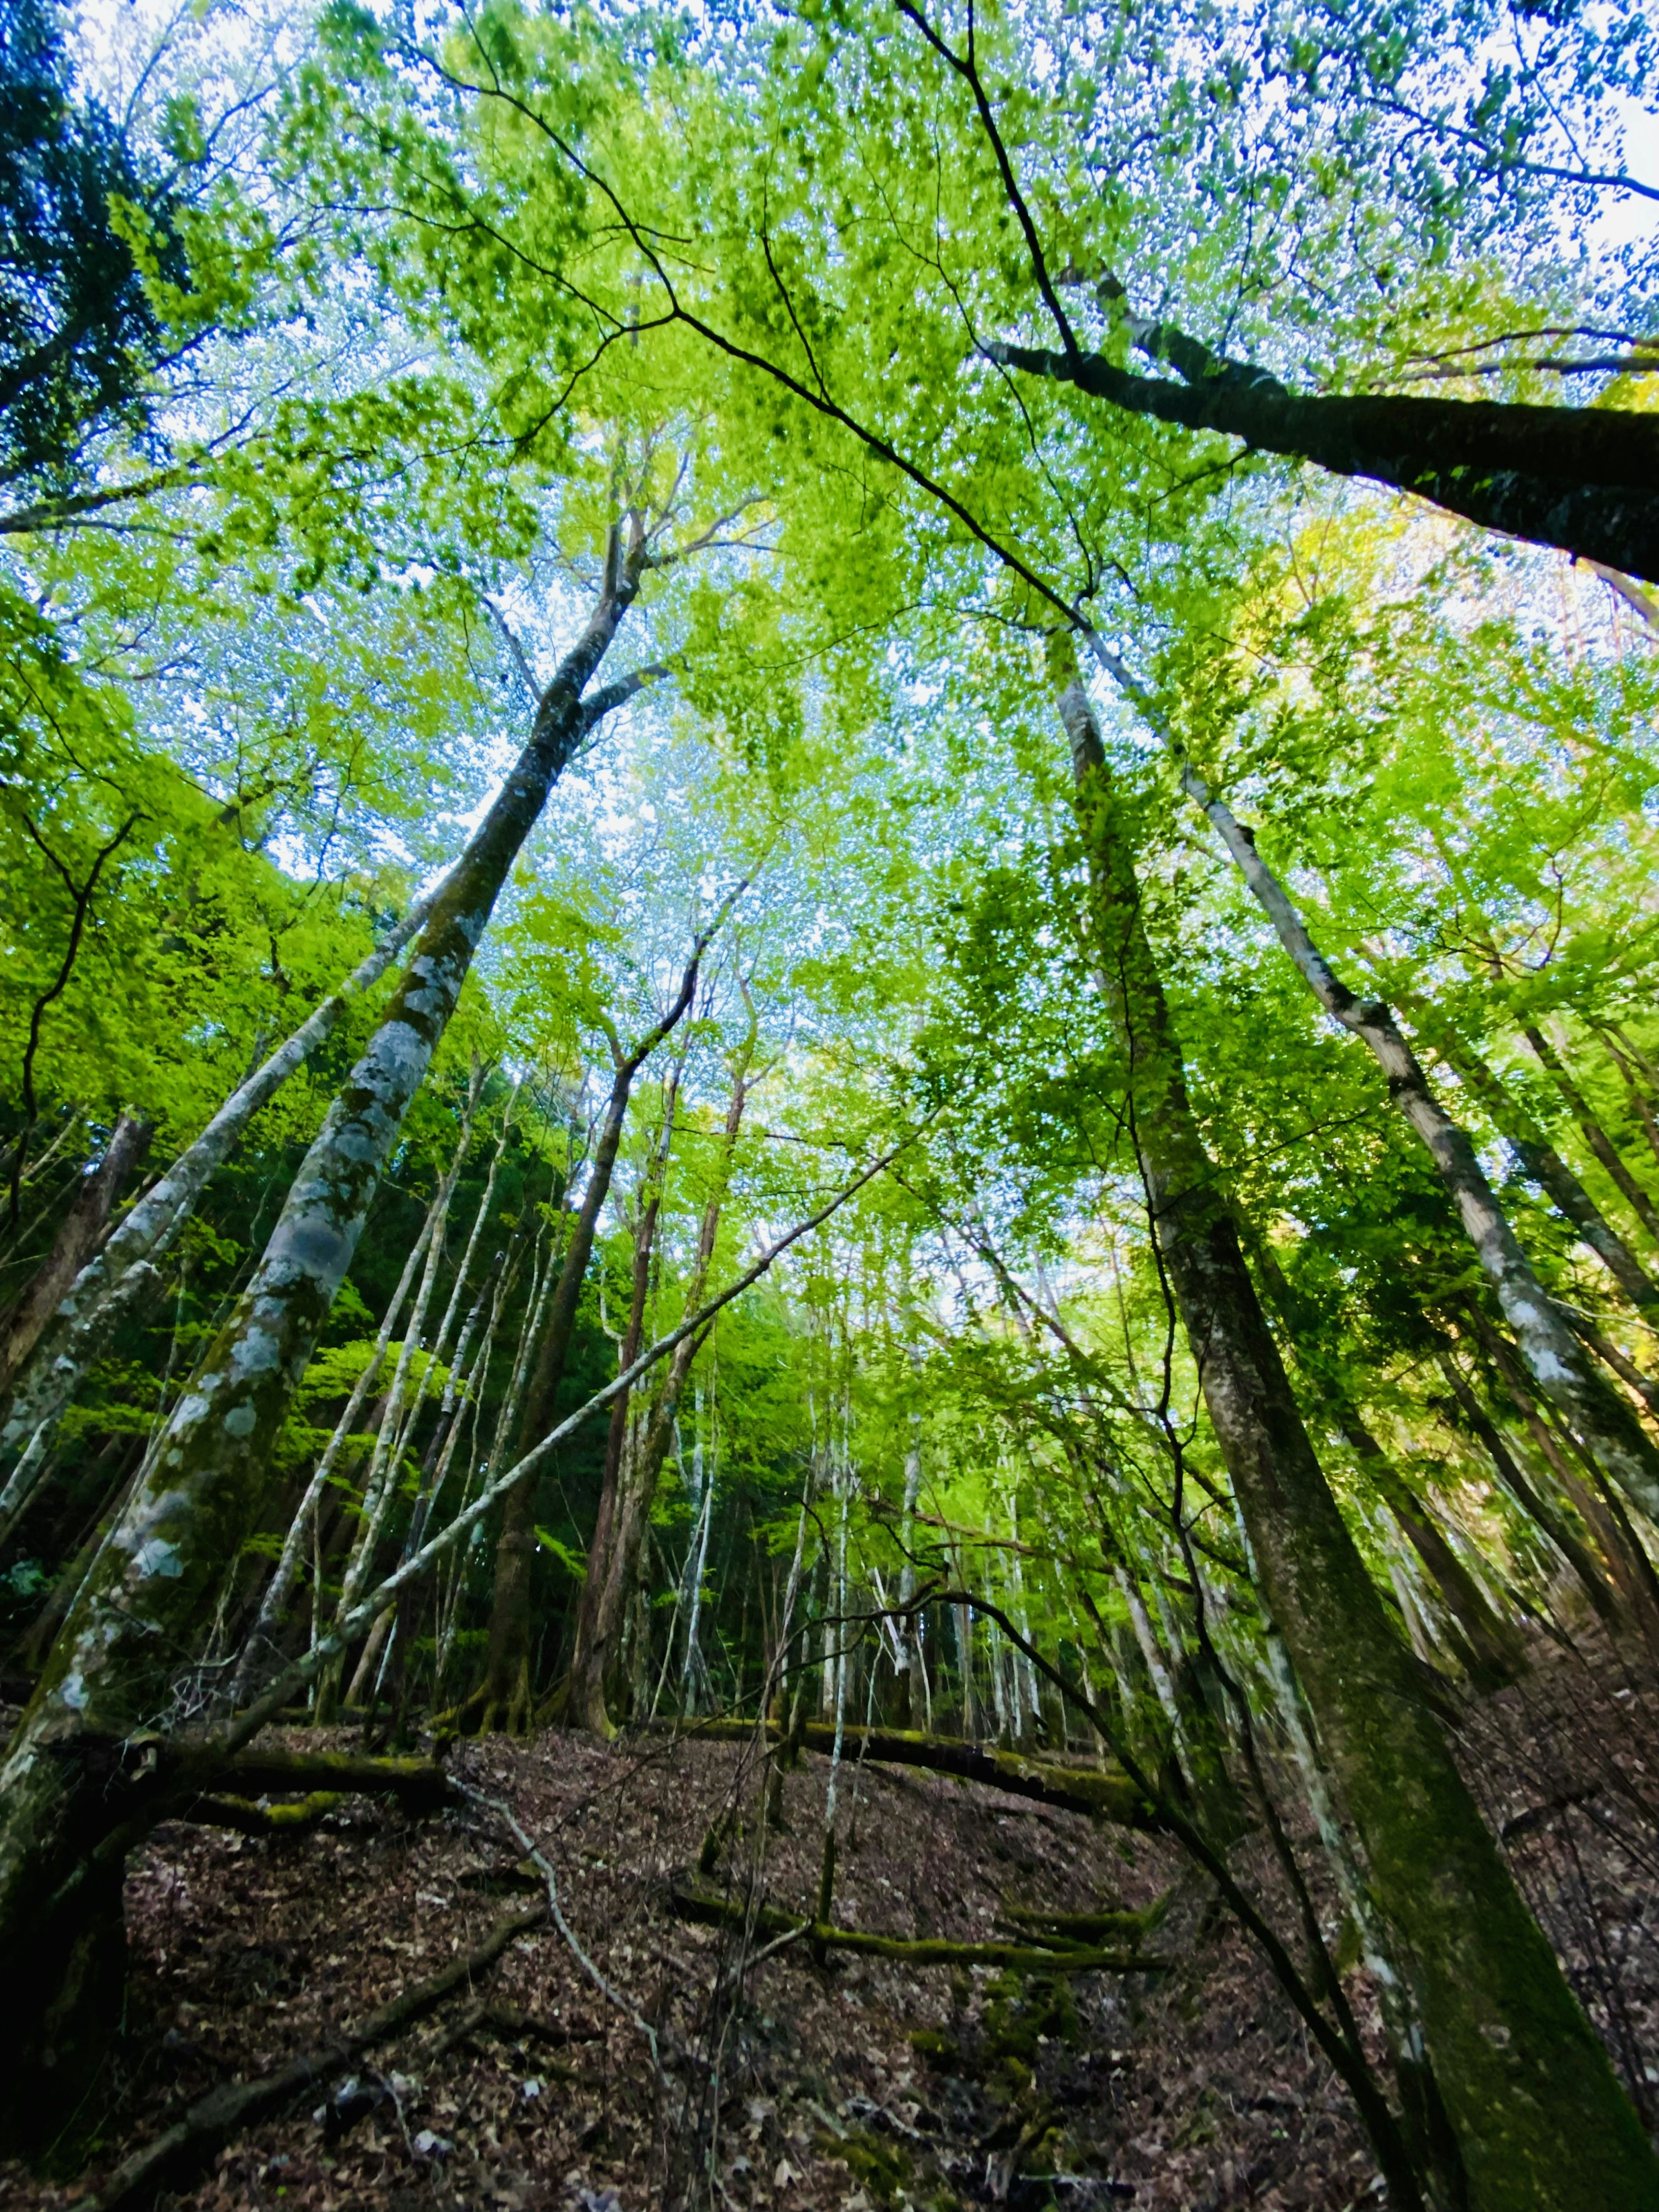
184, 1790, 345, 1837
1000, 1895, 1172, 1948
78, 1743, 459, 1870
671, 1883, 1171, 1974
456, 1780, 680, 2089
74, 1899, 545, 2212
655, 1715, 1160, 1828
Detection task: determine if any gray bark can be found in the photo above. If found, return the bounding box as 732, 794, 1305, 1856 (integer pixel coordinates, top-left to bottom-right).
1054, 646, 1658, 2210
1084, 628, 1659, 1532
0, 533, 656, 2110
0, 895, 438, 1476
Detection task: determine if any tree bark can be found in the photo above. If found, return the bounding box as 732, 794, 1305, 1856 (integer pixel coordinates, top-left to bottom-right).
990, 337, 1659, 581
1431, 1348, 1622, 1628
1407, 1017, 1659, 1314
0, 896, 436, 1475
1094, 638, 1659, 1532
0, 1112, 153, 1394
563, 1082, 677, 1735
1522, 1024, 1659, 1247
1344, 1421, 1528, 1691
479, 944, 709, 1733
569, 1033, 754, 1734
1051, 641, 1659, 2212
0, 530, 654, 2150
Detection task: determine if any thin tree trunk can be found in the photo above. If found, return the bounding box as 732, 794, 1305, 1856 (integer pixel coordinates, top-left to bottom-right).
0, 528, 655, 2146
1085, 624, 1659, 1531
315, 1086, 479, 1723
380, 1252, 504, 1740
897, 1403, 925, 1729
679, 1398, 718, 1714
0, 897, 438, 1473
1341, 1416, 1528, 1691
441, 1229, 554, 1698
1523, 1024, 1659, 1246
1593, 1028, 1659, 1172
230, 1201, 439, 1707
1245, 1222, 1529, 1687
0, 1112, 153, 1393
1431, 1348, 1622, 1628
478, 936, 715, 1733
563, 1077, 677, 1734
1051, 643, 1659, 2212
1471, 1315, 1659, 1656
1409, 1017, 1659, 1313
569, 1031, 755, 1733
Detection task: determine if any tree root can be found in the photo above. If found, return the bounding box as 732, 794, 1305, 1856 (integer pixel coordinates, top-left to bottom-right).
71, 1900, 546, 2212
670, 1882, 1171, 1974
652, 1716, 1160, 1827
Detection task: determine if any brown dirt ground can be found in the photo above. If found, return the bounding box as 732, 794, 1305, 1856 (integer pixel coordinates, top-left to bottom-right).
5, 1635, 1656, 2212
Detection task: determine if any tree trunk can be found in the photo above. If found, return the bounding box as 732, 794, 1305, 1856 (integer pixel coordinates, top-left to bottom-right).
0, 532, 652, 2153
563, 1091, 674, 1735
992, 336, 1659, 581
314, 1093, 478, 1724
1360, 1444, 1528, 1692
231, 1203, 441, 1708
1523, 1024, 1659, 1247
0, 898, 435, 1475
479, 944, 709, 1733
1052, 641, 1659, 2212
1101, 644, 1659, 1532
1410, 1017, 1659, 1314
0, 1112, 152, 1393
569, 1036, 753, 1733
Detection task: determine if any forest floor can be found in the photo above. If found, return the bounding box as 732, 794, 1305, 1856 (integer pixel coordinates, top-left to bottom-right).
4, 1635, 1657, 2212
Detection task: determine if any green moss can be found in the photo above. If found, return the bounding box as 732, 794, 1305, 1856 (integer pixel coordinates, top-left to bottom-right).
981, 1968, 1079, 2066
817, 2127, 913, 2205
908, 2026, 960, 2065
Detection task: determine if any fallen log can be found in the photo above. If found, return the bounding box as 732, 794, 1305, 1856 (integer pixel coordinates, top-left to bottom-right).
671, 1882, 1171, 1974
651, 1716, 1159, 1828
73, 1899, 546, 2212
184, 1790, 346, 1837
999, 1896, 1172, 1948
174, 1745, 459, 1814
73, 1739, 461, 1870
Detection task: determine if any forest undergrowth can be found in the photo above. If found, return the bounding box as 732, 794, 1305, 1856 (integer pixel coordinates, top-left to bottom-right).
8, 0, 1659, 2204
5, 1621, 1654, 2212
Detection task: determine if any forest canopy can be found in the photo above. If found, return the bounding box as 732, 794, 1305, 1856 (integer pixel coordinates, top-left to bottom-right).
1, 0, 1658, 2207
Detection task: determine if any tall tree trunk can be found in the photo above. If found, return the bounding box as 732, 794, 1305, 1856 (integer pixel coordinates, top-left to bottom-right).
569, 1033, 754, 1733
563, 1080, 677, 1735
1522, 1024, 1659, 1247
1092, 629, 1659, 1532
314, 1087, 479, 1723
229, 1197, 439, 1707
897, 1404, 925, 1729
0, 1112, 152, 1394
478, 940, 711, 1733
990, 323, 1659, 579
0, 529, 655, 2153
1050, 641, 1659, 2212
1345, 1423, 1527, 1692
1431, 1348, 1623, 1629
1407, 1015, 1659, 1314
0, 897, 436, 1475
1244, 1228, 1528, 1689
